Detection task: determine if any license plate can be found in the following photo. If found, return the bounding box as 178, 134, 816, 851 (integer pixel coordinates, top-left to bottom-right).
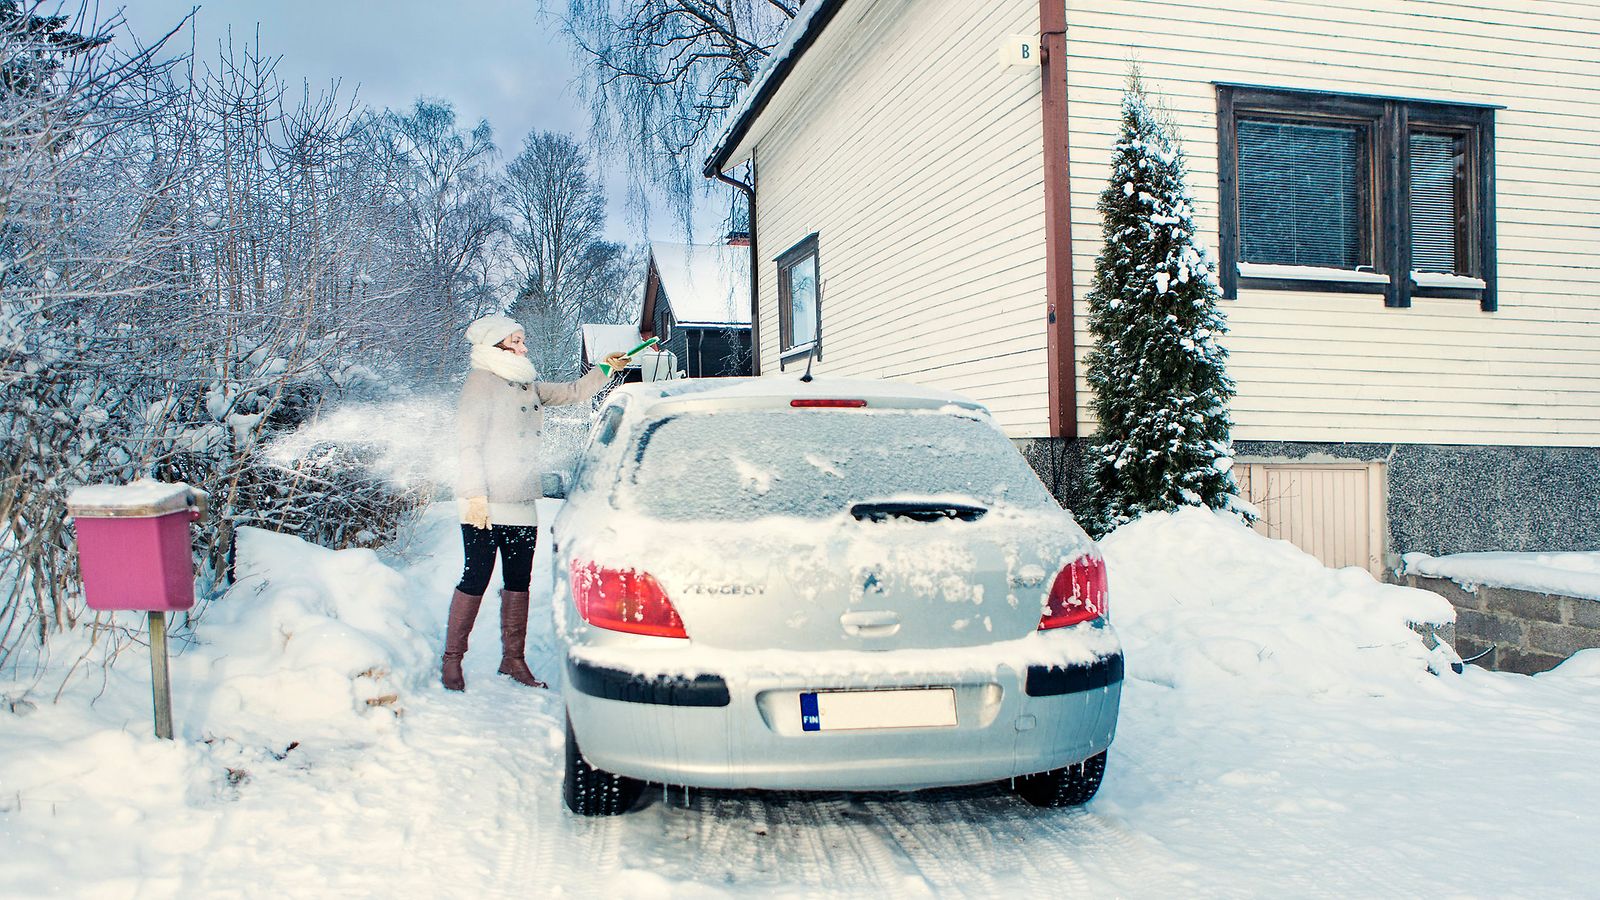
800, 688, 958, 732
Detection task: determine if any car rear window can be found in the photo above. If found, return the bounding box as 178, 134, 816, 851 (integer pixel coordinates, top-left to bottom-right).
619, 408, 1057, 521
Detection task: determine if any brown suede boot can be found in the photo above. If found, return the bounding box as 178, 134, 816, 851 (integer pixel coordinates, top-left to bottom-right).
497, 589, 547, 688
441, 589, 483, 692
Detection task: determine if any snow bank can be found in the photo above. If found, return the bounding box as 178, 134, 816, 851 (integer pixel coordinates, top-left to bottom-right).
1403, 550, 1600, 601
0, 723, 221, 894
0, 522, 444, 895
1540, 648, 1600, 680
178, 527, 437, 745
1102, 507, 1454, 695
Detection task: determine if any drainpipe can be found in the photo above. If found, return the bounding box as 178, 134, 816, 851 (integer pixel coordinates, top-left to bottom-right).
1041, 2, 1076, 439
712, 153, 761, 376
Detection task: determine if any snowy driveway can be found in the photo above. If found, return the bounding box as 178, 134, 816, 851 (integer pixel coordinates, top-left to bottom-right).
5, 506, 1600, 897
160, 658, 1600, 898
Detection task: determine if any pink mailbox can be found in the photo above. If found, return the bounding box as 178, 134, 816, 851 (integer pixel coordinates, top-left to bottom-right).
67, 481, 208, 612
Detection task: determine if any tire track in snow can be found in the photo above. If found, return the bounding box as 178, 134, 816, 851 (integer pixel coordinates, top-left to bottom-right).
1007, 803, 1196, 896
860, 787, 1072, 898
622, 789, 945, 896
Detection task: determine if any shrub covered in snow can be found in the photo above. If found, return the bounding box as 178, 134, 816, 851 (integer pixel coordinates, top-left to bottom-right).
0, 7, 494, 683
1084, 73, 1240, 533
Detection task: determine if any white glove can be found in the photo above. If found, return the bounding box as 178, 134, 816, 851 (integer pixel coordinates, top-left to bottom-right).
464, 496, 491, 530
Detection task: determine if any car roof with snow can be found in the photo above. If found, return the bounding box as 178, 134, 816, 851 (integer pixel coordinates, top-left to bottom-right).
605, 376, 992, 416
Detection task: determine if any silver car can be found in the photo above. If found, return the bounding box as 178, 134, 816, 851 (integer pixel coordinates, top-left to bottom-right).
549, 376, 1122, 816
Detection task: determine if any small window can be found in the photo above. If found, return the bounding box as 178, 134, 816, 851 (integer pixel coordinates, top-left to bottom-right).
1409, 131, 1473, 275
1218, 85, 1496, 310
777, 233, 821, 359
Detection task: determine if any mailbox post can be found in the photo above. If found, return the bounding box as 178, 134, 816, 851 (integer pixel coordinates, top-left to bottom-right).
66, 480, 208, 740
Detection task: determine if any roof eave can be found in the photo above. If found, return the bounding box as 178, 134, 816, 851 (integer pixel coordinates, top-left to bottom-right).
702, 0, 850, 178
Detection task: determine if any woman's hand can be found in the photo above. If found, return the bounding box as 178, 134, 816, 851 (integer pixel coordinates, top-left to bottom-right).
603, 352, 631, 372
464, 496, 491, 530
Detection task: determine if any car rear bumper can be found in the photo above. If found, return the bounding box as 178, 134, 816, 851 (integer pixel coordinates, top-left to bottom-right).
564, 652, 1123, 791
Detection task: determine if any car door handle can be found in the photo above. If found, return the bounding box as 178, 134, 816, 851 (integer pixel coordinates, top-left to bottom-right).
840, 610, 900, 637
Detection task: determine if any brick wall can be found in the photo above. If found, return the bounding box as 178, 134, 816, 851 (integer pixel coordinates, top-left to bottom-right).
1406, 575, 1600, 674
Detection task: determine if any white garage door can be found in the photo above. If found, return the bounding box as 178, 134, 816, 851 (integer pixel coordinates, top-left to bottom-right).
1234, 461, 1389, 577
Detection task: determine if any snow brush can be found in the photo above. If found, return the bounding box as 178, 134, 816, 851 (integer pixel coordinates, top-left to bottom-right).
601, 336, 660, 375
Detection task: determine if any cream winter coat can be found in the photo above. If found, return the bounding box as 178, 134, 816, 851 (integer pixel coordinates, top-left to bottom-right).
456, 363, 609, 526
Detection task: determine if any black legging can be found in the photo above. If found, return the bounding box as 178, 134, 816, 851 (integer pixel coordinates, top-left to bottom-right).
456, 524, 538, 595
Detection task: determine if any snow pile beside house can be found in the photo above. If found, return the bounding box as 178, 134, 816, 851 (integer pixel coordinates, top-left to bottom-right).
1402, 550, 1600, 601
1101, 507, 1455, 695
1541, 648, 1600, 679
177, 527, 437, 745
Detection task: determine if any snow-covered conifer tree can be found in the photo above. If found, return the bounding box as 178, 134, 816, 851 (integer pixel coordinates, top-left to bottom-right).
1085, 74, 1239, 531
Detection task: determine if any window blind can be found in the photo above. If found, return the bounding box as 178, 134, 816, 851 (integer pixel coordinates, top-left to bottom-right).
1238, 119, 1363, 269
1410, 132, 1463, 274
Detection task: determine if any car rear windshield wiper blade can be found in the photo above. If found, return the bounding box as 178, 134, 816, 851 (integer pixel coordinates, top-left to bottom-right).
849, 501, 988, 523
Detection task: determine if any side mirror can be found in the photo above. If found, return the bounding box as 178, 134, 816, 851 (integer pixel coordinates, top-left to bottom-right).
541, 472, 568, 500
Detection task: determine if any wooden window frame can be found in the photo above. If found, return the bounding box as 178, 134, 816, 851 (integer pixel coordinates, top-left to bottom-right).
776, 232, 821, 362
1217, 85, 1497, 311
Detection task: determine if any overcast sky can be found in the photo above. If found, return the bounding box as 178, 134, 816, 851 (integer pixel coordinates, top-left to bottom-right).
115, 1, 674, 243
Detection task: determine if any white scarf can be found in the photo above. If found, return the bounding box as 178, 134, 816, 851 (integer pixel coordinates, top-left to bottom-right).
470, 344, 538, 383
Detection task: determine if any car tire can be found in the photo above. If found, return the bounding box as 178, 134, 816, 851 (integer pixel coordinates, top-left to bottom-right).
1012, 751, 1107, 808
563, 713, 643, 816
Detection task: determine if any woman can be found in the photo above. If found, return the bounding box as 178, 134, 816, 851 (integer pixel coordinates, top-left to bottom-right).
442, 313, 630, 692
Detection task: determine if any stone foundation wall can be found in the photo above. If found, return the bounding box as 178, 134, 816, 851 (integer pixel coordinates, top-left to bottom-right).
1015, 437, 1600, 557
1406, 575, 1600, 674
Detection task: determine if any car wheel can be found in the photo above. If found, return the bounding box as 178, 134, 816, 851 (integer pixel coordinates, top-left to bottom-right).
1012, 751, 1107, 808
563, 713, 643, 816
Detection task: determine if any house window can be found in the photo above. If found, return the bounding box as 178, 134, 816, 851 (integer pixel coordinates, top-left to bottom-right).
1217, 85, 1496, 310
1237, 119, 1369, 270
1409, 131, 1472, 275
777, 233, 820, 359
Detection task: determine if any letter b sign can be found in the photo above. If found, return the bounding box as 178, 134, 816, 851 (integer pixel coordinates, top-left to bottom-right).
998, 34, 1040, 68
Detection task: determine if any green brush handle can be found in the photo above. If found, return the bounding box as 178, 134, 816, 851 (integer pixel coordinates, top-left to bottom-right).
600, 336, 660, 374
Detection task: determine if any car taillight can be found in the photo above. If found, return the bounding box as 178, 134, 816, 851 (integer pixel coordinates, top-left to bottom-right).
790, 398, 867, 408
569, 562, 687, 638
1040, 553, 1108, 630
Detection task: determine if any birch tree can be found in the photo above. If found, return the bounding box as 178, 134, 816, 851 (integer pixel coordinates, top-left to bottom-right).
373, 99, 502, 371
560, 0, 798, 226
501, 130, 632, 378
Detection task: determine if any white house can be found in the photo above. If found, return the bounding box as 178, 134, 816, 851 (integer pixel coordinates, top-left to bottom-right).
703, 0, 1600, 572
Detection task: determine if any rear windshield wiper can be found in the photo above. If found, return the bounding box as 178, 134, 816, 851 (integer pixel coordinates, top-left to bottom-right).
849, 501, 988, 523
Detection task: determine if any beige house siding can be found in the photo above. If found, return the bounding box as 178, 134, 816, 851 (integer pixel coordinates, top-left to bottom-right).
1064, 0, 1600, 446
740, 0, 1055, 434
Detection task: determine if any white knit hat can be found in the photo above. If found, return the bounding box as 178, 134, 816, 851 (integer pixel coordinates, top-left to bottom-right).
464, 314, 523, 348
